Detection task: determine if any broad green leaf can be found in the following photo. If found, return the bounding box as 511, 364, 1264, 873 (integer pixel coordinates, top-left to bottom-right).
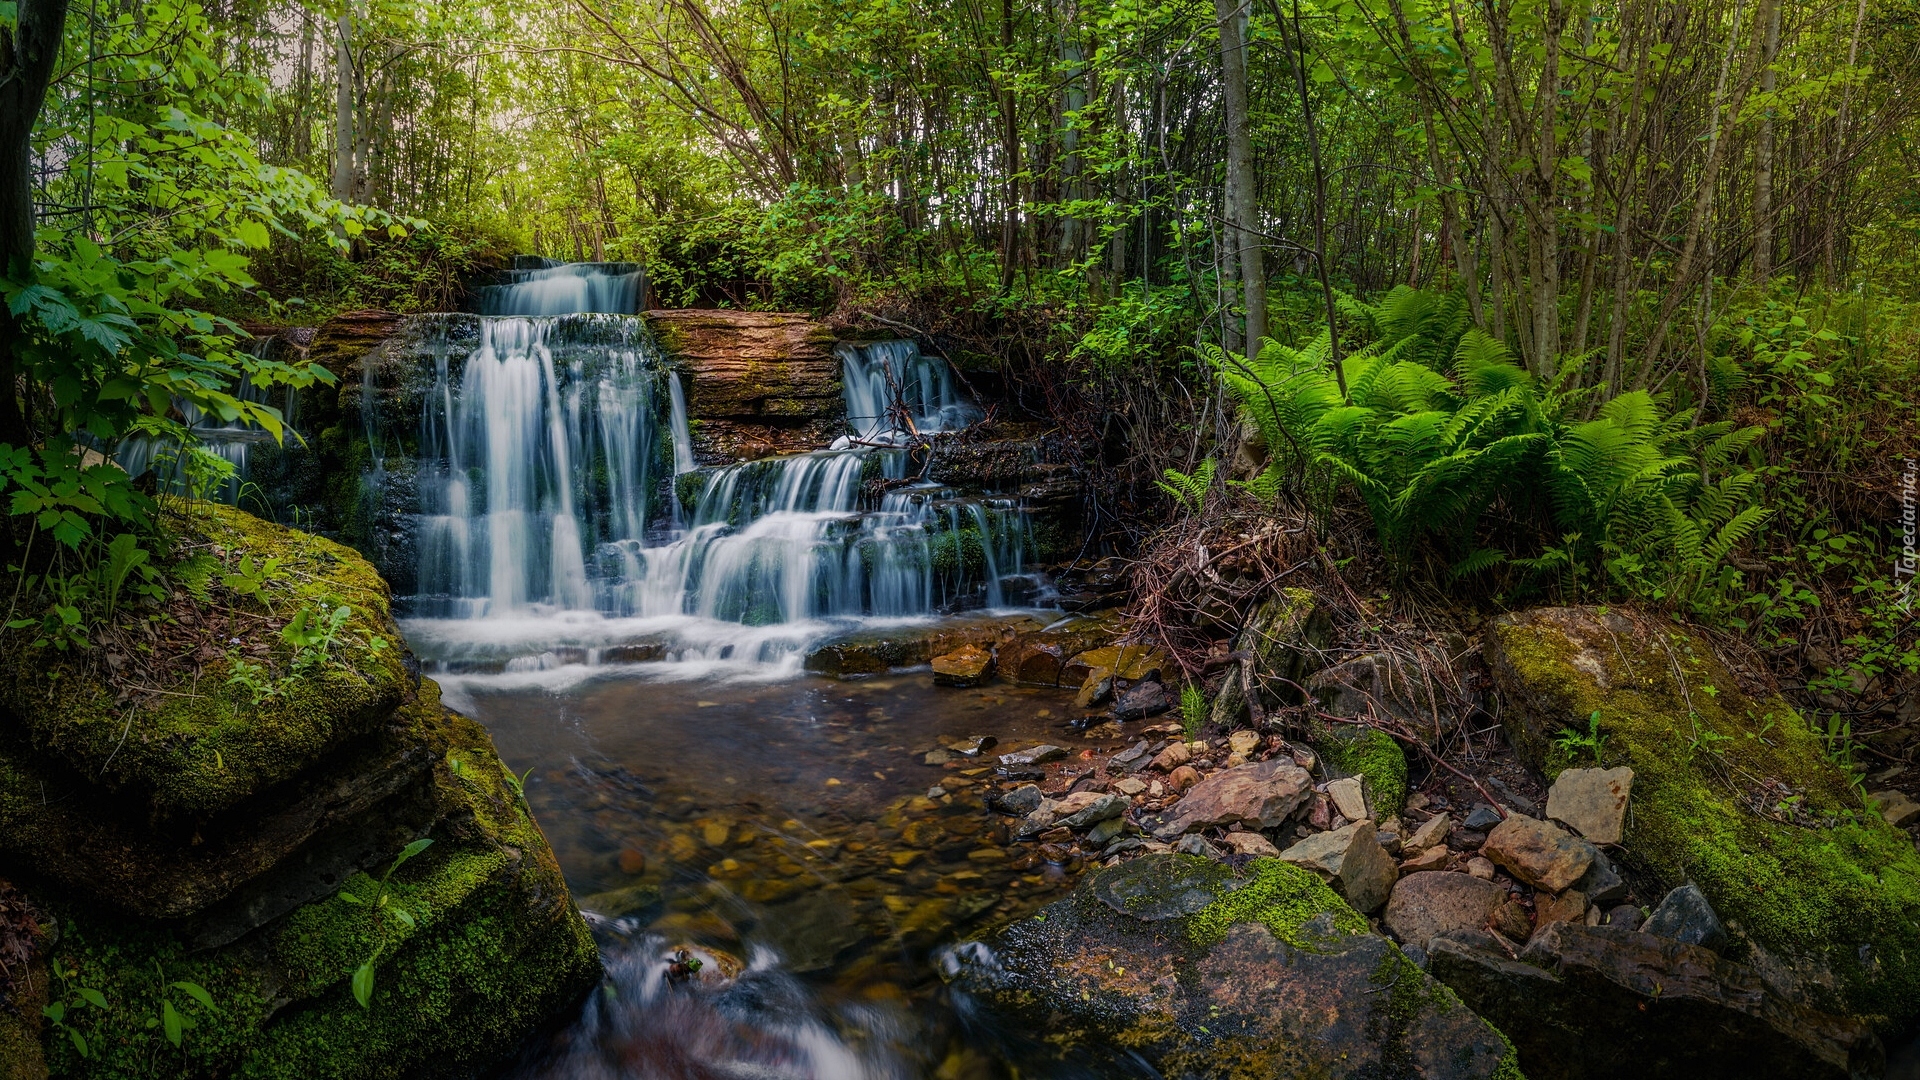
351, 960, 375, 1009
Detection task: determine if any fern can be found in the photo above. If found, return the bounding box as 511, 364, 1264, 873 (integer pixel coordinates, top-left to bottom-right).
1157, 458, 1218, 511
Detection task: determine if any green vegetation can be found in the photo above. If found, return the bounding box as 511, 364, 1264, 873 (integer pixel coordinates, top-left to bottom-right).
1183, 857, 1369, 949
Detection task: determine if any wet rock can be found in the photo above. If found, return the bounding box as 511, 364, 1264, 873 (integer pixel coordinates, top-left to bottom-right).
1428, 921, 1882, 1080
1869, 789, 1920, 829
932, 643, 996, 687
1482, 814, 1594, 893
998, 744, 1067, 766
1073, 671, 1114, 709
761, 890, 866, 973
1384, 872, 1508, 948
1057, 794, 1129, 831
578, 883, 664, 920
1072, 645, 1169, 683
1112, 680, 1172, 721
1405, 813, 1451, 852
1547, 766, 1635, 844
1147, 759, 1314, 838
1644, 883, 1728, 953
1276, 821, 1399, 914
941, 734, 998, 756
1086, 817, 1128, 846
1002, 614, 1124, 687
1462, 803, 1504, 831
945, 854, 1519, 1078
1326, 776, 1369, 822
1221, 831, 1281, 857
924, 748, 954, 765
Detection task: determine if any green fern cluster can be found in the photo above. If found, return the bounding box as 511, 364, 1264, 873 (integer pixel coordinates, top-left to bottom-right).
1215, 285, 1769, 611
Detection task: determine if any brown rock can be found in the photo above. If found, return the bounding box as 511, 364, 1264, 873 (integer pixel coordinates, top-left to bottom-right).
1384, 871, 1508, 947
1546, 766, 1635, 844
1152, 742, 1193, 771
1405, 812, 1452, 852
1167, 765, 1201, 792
1401, 846, 1452, 873
1491, 900, 1533, 942
1148, 759, 1314, 838
1220, 831, 1282, 857
618, 848, 647, 875
931, 643, 995, 687
1537, 890, 1590, 927
1277, 821, 1400, 913
1466, 857, 1496, 881
1482, 814, 1595, 893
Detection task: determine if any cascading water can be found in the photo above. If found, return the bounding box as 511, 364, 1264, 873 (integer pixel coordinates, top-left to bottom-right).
474, 258, 648, 316
399, 263, 1041, 673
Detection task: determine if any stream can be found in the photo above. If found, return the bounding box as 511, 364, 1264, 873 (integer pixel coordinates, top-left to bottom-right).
342, 262, 1115, 1076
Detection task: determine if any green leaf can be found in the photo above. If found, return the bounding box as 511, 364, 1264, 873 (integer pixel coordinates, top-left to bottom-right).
234, 220, 270, 249
171, 981, 218, 1012
394, 837, 434, 866
76, 988, 109, 1010
338, 890, 362, 904
162, 999, 184, 1047
351, 960, 375, 1009
68, 1028, 89, 1059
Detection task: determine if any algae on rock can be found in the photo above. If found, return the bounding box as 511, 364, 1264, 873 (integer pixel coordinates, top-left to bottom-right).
1485, 606, 1920, 1029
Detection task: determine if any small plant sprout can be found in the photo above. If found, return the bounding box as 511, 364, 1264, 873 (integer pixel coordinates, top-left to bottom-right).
1180, 684, 1207, 741
339, 837, 435, 1009
42, 984, 109, 1059
1552, 711, 1608, 763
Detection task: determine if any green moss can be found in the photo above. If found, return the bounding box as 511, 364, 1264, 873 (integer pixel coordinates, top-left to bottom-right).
36, 683, 600, 1079
0, 503, 406, 821
1183, 857, 1368, 949
1490, 612, 1920, 1027
1315, 726, 1409, 819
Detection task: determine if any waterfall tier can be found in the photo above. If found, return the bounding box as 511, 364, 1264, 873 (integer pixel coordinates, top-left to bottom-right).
474, 261, 647, 317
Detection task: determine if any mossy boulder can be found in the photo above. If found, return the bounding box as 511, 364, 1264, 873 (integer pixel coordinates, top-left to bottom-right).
943, 853, 1522, 1078
0, 503, 407, 824
1211, 587, 1332, 727
1485, 606, 1920, 1028
29, 681, 599, 1080
1315, 725, 1411, 820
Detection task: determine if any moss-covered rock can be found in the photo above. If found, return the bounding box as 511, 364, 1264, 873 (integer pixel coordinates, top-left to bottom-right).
31, 681, 599, 1080
944, 854, 1521, 1078
1485, 606, 1920, 1028
1315, 725, 1411, 819
0, 503, 407, 824
1211, 587, 1332, 727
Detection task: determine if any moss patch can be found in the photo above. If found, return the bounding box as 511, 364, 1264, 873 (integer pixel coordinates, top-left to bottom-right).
34, 682, 599, 1080
1315, 725, 1410, 819
1487, 607, 1920, 1028
0, 503, 406, 821
1184, 857, 1369, 949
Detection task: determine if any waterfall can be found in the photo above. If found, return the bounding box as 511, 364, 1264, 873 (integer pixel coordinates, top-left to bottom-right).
474, 260, 647, 317
398, 263, 1040, 669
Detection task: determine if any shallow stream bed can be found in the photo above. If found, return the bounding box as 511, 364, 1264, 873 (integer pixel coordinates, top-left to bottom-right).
433, 661, 1125, 1078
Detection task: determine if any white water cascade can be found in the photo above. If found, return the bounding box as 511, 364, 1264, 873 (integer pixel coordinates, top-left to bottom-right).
399, 264, 1040, 673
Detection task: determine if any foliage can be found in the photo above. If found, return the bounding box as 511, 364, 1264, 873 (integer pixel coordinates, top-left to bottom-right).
1552, 711, 1608, 764
1179, 683, 1207, 741
338, 838, 435, 1010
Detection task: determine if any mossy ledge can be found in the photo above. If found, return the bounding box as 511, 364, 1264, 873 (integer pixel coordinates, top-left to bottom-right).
0, 503, 407, 821
0, 506, 598, 1078
944, 854, 1524, 1078
1486, 606, 1920, 1029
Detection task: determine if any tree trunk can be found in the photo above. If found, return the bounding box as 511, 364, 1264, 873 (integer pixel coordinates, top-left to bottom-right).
0, 0, 75, 451
332, 12, 357, 202
1751, 0, 1780, 283
1821, 0, 1867, 285
1215, 0, 1263, 351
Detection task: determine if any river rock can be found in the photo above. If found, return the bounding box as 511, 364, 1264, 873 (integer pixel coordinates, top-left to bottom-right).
1112, 680, 1172, 721
941, 734, 997, 756
1151, 742, 1192, 771
931, 643, 995, 686
993, 784, 1044, 814
943, 854, 1520, 1078
1547, 766, 1635, 844
1166, 765, 1200, 792
1462, 803, 1504, 831
1384, 871, 1508, 948
1276, 821, 1398, 913
1002, 614, 1123, 686
1108, 739, 1153, 772
999, 744, 1067, 766
1147, 759, 1314, 837
1405, 812, 1452, 852
1074, 670, 1114, 709
1326, 776, 1369, 821
1221, 831, 1281, 857
1482, 814, 1594, 893
1401, 845, 1451, 872
1537, 889, 1589, 927
1428, 921, 1882, 1080
1643, 883, 1728, 953
1072, 645, 1168, 683
1057, 793, 1129, 831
